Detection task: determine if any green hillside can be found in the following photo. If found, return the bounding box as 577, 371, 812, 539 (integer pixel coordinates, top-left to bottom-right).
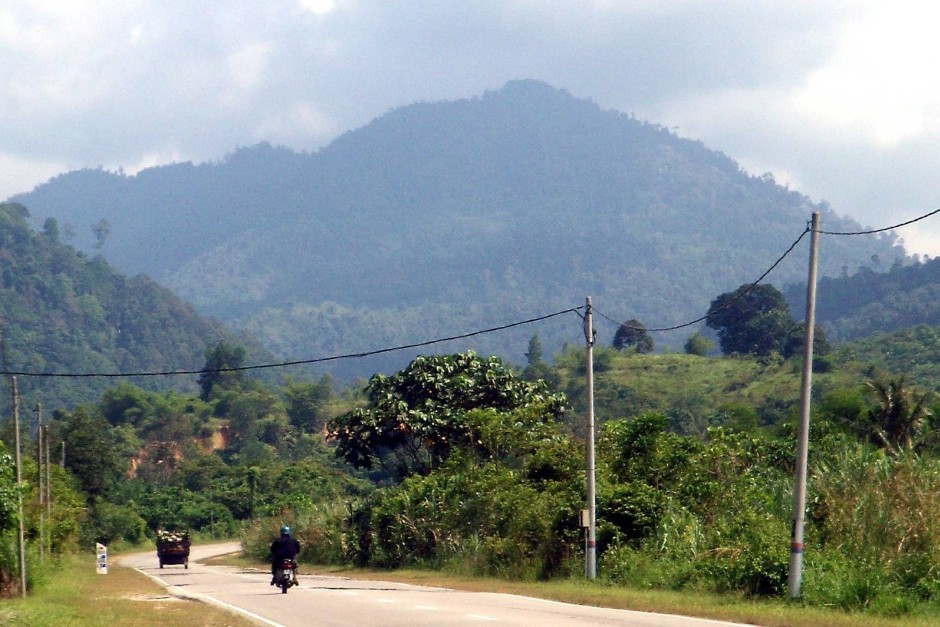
549, 345, 882, 436
0, 202, 268, 412
836, 324, 940, 393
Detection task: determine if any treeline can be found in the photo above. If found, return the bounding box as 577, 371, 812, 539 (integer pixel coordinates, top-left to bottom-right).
785, 255, 940, 342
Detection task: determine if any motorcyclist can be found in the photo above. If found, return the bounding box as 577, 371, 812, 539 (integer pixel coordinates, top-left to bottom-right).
270, 525, 300, 585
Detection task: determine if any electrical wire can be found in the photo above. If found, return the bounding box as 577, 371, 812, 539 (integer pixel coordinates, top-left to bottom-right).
0, 306, 583, 378
596, 226, 811, 333
597, 206, 940, 333
817, 207, 940, 235
8, 208, 940, 377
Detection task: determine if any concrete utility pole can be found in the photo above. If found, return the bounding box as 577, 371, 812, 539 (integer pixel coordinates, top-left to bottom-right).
12, 376, 26, 596
583, 297, 597, 580
38, 404, 44, 561
45, 422, 51, 553
788, 212, 820, 598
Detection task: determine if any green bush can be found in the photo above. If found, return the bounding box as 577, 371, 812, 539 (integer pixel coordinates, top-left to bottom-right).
80, 501, 147, 547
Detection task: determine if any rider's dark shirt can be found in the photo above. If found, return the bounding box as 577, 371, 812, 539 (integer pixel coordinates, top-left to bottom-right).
270, 535, 300, 561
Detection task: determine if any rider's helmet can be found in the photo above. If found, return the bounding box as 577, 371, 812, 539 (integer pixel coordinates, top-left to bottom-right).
280, 525, 291, 536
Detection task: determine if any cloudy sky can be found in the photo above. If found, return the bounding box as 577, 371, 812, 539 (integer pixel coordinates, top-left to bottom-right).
3, 1, 940, 253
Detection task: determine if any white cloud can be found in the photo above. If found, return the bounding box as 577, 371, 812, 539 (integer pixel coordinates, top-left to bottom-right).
298, 0, 341, 17
0, 151, 69, 197
255, 102, 338, 146
792, 3, 940, 146
225, 42, 274, 98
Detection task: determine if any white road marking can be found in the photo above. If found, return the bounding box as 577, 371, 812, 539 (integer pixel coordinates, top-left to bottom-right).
132, 567, 285, 627
467, 615, 498, 622
414, 605, 439, 611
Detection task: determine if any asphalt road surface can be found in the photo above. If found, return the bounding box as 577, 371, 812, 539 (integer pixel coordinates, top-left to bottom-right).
120, 542, 756, 627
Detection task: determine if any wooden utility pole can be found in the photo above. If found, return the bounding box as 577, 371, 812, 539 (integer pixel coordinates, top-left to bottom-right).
12, 376, 26, 596
583, 297, 596, 580
788, 212, 820, 598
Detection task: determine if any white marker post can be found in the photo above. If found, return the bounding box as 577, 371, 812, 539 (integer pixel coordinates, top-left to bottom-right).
96, 543, 108, 575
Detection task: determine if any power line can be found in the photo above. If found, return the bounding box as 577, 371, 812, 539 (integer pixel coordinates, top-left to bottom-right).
817, 207, 940, 235
597, 206, 940, 334
0, 306, 583, 378
597, 226, 812, 333
8, 208, 940, 377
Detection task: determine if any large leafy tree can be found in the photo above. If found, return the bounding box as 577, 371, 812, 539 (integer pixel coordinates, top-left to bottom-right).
328, 351, 567, 479
198, 340, 247, 400
612, 319, 654, 353
283, 375, 333, 433
705, 284, 797, 357
55, 406, 127, 499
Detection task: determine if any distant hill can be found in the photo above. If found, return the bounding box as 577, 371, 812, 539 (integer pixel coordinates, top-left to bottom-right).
785, 256, 940, 342
9, 80, 907, 378
0, 202, 271, 413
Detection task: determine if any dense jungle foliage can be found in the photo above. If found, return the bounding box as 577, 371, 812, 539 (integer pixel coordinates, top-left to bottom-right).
5, 337, 937, 617
785, 255, 940, 342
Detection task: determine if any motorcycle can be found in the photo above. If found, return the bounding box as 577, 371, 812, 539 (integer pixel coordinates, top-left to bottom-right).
273, 558, 298, 593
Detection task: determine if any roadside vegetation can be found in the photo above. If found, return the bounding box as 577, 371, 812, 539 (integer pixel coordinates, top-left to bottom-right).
0, 552, 253, 626
1, 282, 939, 623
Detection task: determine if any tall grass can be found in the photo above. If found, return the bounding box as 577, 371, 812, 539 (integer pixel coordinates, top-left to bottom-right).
803, 447, 940, 611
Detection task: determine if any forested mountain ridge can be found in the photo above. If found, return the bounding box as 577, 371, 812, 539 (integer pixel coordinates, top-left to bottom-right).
0, 201, 267, 411
785, 255, 940, 342
9, 80, 907, 377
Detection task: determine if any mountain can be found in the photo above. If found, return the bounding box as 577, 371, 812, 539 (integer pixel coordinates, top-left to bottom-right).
9, 80, 907, 378
0, 201, 271, 412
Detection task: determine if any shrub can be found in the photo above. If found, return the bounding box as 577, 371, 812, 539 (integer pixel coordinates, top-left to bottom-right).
81, 501, 147, 547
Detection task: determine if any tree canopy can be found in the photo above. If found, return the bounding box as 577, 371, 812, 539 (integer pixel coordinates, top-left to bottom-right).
612, 319, 654, 353
705, 284, 797, 357
328, 351, 567, 479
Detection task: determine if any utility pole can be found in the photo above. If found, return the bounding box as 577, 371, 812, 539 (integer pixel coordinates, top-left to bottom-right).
788, 212, 820, 598
45, 421, 51, 556
12, 377, 26, 596
583, 297, 597, 580
38, 404, 44, 561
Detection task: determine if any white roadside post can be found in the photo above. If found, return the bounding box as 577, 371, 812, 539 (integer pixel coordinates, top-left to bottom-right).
96, 543, 108, 575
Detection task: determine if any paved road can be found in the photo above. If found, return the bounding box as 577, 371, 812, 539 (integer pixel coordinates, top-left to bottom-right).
120, 542, 756, 627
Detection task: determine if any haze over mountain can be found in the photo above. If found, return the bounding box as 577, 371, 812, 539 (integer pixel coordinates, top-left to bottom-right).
11, 81, 908, 378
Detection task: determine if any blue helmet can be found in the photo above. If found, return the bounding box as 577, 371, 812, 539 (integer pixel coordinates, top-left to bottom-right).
280, 525, 291, 536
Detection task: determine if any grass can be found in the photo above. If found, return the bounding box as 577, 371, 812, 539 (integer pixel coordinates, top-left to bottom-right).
0, 553, 254, 626
212, 553, 939, 627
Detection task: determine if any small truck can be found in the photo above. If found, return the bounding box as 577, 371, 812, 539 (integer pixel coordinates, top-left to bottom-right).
156, 530, 191, 569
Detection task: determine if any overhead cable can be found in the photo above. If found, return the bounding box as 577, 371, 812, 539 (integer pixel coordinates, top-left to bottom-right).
0, 306, 583, 378
597, 226, 812, 333
817, 207, 940, 235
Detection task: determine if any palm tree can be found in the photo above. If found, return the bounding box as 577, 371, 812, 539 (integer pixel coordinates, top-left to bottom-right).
864, 376, 932, 454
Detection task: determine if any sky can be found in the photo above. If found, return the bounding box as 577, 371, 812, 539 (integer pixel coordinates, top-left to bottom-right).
4, 1, 940, 254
